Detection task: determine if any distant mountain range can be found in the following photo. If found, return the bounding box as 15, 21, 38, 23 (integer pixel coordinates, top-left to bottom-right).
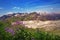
0, 12, 60, 32
0, 12, 60, 21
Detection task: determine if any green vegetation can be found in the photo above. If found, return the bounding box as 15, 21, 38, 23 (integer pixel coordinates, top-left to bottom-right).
0, 20, 60, 40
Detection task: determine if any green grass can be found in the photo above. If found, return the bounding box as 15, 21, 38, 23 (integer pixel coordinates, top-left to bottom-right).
0, 20, 60, 40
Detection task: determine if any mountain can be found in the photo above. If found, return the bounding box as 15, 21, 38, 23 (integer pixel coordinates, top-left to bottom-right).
0, 12, 60, 33
0, 12, 60, 21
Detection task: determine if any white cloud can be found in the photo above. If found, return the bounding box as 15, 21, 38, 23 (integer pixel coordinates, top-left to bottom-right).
0, 15, 3, 17
0, 7, 3, 10
6, 12, 13, 14
13, 7, 20, 9
50, 8, 54, 10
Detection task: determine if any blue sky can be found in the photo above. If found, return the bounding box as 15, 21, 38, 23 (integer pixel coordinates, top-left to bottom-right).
0, 0, 60, 15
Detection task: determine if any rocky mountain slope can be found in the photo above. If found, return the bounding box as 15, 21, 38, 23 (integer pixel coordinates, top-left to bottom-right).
10, 20, 60, 31
0, 12, 60, 21
0, 12, 60, 32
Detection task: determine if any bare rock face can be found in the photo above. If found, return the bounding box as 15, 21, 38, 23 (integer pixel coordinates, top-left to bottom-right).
11, 20, 60, 31
23, 20, 50, 28
22, 20, 60, 31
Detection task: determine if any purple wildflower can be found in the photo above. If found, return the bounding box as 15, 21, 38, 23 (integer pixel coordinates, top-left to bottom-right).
31, 37, 35, 40
16, 28, 20, 31
5, 27, 15, 35
11, 21, 24, 26
16, 21, 23, 25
